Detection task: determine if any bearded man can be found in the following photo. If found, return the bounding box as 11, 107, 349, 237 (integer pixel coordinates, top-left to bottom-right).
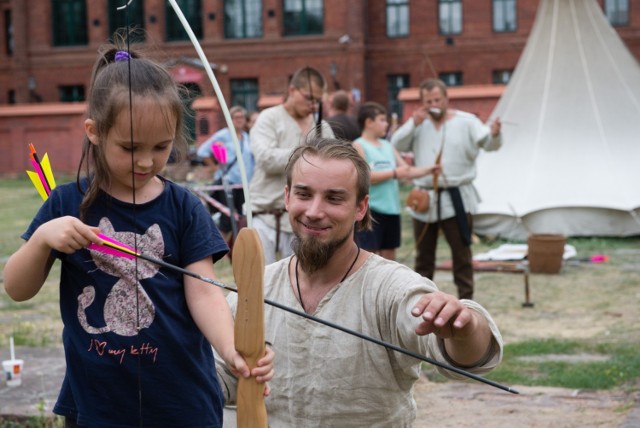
215, 137, 503, 427
392, 78, 503, 300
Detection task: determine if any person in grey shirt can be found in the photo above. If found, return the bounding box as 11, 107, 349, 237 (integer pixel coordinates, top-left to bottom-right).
249, 66, 334, 264
216, 137, 503, 427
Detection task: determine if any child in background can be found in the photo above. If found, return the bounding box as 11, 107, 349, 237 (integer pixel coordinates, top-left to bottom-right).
354, 102, 440, 260
3, 37, 272, 427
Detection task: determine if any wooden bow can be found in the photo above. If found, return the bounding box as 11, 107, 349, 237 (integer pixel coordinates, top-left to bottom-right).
433, 146, 443, 195
164, 3, 265, 425
232, 228, 268, 427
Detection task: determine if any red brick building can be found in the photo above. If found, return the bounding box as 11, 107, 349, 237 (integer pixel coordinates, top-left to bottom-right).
1, 0, 639, 175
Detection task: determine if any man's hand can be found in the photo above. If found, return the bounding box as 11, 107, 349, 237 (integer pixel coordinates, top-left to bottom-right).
412, 106, 430, 126
490, 117, 502, 137
411, 291, 493, 366
411, 291, 477, 339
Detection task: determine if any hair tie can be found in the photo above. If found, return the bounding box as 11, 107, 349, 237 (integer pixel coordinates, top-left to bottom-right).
115, 51, 130, 62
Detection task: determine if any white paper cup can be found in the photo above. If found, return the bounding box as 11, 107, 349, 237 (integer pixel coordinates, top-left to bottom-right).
2, 359, 24, 387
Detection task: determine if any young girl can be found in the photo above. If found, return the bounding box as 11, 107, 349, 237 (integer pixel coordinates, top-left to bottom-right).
3, 39, 272, 427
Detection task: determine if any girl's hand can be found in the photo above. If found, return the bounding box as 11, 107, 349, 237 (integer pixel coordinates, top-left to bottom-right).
252, 345, 275, 396
34, 216, 102, 254
224, 345, 274, 397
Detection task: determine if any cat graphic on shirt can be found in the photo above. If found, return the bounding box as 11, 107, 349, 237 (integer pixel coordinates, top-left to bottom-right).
78, 218, 162, 336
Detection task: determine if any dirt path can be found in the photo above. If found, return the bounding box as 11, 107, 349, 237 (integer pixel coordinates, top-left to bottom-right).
409, 256, 640, 427
414, 377, 639, 427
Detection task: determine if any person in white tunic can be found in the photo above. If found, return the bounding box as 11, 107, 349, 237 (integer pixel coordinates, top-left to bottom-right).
216, 138, 503, 427
392, 79, 503, 300
249, 66, 334, 264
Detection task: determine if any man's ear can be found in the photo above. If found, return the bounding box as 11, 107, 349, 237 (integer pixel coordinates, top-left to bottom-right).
284, 185, 291, 210
355, 194, 369, 222
364, 117, 374, 128
84, 119, 99, 146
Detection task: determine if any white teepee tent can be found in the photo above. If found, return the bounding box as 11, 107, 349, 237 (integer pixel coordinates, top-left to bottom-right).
473, 0, 640, 240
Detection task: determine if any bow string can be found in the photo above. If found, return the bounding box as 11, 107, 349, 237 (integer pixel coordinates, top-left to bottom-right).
164, 2, 266, 426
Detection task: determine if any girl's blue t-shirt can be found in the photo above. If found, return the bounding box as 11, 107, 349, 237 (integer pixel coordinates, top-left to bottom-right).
23, 177, 229, 427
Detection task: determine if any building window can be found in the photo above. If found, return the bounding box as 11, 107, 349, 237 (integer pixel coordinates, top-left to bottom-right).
604, 0, 629, 26
492, 69, 513, 84
8, 89, 16, 104
439, 0, 462, 35
109, 1, 145, 39
52, 0, 88, 46
224, 0, 263, 39
231, 79, 259, 112
387, 74, 409, 119
166, 0, 202, 41
4, 10, 13, 55
439, 71, 463, 87
386, 0, 409, 38
493, 0, 516, 32
59, 85, 85, 102
283, 0, 323, 36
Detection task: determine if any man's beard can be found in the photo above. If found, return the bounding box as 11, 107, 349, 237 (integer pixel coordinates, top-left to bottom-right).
292, 226, 353, 275
428, 107, 445, 120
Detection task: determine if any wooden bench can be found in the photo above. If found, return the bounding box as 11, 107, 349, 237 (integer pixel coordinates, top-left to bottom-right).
436, 260, 533, 307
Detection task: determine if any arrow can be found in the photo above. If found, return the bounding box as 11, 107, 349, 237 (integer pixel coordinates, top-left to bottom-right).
26, 144, 56, 200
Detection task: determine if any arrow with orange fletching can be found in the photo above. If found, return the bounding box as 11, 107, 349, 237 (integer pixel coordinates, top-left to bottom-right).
26, 143, 56, 201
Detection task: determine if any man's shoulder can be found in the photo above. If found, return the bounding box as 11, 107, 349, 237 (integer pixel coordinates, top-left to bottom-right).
453, 110, 480, 122
364, 254, 425, 281
261, 104, 285, 117
265, 257, 290, 276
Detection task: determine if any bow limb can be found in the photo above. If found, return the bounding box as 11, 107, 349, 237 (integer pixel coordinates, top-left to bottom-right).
433, 148, 442, 195
231, 228, 268, 427
166, 4, 264, 424
166, 0, 253, 228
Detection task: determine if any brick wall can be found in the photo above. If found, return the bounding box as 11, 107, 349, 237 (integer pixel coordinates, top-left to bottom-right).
0, 103, 86, 177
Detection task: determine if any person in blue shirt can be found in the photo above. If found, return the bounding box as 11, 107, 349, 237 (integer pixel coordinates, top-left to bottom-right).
3, 38, 272, 428
197, 106, 255, 240
354, 102, 440, 260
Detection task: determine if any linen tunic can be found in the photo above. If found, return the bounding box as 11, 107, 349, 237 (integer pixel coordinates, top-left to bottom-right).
216, 254, 503, 427
392, 111, 501, 223
248, 104, 334, 233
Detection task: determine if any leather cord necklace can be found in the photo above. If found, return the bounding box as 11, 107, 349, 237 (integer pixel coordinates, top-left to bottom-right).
295, 245, 360, 313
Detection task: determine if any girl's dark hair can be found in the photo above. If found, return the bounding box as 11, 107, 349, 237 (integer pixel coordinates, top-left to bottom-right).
285, 137, 372, 232
77, 31, 189, 219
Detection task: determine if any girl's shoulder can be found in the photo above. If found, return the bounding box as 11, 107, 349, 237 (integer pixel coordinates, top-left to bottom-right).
159, 177, 208, 210
49, 180, 84, 201
160, 176, 194, 197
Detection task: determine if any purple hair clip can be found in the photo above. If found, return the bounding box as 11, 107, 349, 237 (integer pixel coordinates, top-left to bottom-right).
115, 51, 130, 62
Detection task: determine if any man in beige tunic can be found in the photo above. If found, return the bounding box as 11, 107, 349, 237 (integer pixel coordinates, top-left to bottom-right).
249, 66, 334, 264
217, 138, 503, 427
391, 79, 502, 300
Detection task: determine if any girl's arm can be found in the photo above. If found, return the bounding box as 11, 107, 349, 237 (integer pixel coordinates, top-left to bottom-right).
184, 258, 274, 388
4, 216, 101, 301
